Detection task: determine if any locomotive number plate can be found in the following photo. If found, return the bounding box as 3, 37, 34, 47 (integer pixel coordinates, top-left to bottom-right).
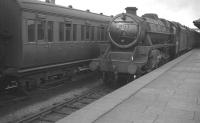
118, 24, 129, 31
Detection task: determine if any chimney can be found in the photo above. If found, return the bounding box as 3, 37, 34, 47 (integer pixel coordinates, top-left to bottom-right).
45, 0, 55, 4
51, 0, 55, 4
125, 7, 138, 15
68, 5, 73, 8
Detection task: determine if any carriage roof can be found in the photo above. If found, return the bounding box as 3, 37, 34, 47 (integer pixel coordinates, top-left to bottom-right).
16, 0, 111, 22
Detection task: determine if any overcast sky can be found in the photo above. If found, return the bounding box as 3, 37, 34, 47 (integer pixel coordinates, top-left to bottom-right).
41, 0, 199, 28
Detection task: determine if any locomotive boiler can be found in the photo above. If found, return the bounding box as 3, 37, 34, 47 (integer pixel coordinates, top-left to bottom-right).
108, 7, 173, 49
90, 7, 196, 86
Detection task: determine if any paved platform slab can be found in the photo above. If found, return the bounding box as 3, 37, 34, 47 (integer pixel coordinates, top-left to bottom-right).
57, 49, 200, 123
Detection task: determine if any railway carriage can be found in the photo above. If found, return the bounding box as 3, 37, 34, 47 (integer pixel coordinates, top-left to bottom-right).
0, 0, 111, 91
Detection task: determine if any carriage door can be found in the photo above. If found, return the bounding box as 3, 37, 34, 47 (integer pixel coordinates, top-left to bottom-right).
36, 18, 49, 66
0, 30, 10, 68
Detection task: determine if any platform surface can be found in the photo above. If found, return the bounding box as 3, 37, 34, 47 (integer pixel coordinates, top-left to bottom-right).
57, 49, 200, 123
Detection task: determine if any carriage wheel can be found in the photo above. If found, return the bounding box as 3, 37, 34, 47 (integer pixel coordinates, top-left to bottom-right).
0, 77, 7, 94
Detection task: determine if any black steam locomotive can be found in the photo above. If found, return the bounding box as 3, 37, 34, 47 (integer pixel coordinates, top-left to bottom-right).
90, 7, 199, 86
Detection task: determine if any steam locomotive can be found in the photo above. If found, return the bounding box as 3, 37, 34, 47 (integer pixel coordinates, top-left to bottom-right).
90, 7, 199, 86
0, 0, 111, 92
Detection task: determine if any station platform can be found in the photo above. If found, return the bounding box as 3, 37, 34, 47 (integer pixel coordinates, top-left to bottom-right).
57, 49, 200, 123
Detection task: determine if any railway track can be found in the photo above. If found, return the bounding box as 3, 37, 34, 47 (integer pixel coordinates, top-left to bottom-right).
16, 85, 114, 123
0, 87, 29, 107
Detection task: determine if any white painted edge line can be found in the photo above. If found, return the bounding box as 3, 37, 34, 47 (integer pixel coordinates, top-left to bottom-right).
56, 50, 193, 123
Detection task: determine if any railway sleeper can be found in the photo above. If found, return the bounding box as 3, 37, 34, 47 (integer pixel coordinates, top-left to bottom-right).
38, 117, 55, 123
83, 96, 99, 100
53, 110, 70, 115
79, 99, 93, 105
42, 112, 66, 122
63, 104, 80, 110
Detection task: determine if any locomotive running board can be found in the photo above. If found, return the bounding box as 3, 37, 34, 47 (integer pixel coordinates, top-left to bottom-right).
132, 44, 174, 64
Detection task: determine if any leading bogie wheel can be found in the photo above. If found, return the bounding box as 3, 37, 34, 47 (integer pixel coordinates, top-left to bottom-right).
102, 72, 118, 88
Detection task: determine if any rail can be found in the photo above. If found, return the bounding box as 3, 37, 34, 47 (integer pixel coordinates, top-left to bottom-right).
16, 85, 114, 123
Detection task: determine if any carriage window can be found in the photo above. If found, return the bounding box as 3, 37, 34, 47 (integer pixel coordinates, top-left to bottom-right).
105, 31, 108, 40
101, 27, 105, 41
47, 21, 53, 42
65, 23, 71, 41
37, 20, 45, 40
91, 26, 95, 41
105, 26, 108, 40
27, 20, 35, 42
97, 27, 100, 41
73, 24, 77, 41
86, 25, 90, 40
81, 25, 85, 40
59, 22, 64, 41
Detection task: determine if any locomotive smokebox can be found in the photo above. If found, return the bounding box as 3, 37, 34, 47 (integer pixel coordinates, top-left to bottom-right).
108, 6, 142, 48
125, 7, 138, 15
